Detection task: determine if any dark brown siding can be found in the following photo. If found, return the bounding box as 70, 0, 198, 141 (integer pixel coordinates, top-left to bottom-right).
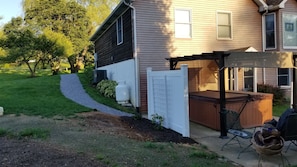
95, 9, 133, 67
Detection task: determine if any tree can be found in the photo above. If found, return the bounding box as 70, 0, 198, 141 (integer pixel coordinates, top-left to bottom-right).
0, 29, 7, 58
1, 29, 41, 77
75, 0, 119, 69
23, 0, 91, 73
42, 28, 74, 74
76, 0, 119, 35
23, 0, 120, 72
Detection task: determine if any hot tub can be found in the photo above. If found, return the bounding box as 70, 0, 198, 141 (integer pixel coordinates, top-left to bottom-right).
189, 90, 273, 130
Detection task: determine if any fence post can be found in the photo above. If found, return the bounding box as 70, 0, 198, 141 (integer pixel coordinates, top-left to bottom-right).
147, 67, 153, 120
181, 64, 189, 137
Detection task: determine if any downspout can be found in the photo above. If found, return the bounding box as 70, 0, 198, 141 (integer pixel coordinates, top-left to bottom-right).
123, 0, 141, 113
261, 7, 269, 85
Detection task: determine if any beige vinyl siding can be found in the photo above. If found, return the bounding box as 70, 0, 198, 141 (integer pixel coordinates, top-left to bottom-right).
134, 1, 174, 111
171, 0, 262, 56
133, 0, 263, 111
263, 68, 278, 86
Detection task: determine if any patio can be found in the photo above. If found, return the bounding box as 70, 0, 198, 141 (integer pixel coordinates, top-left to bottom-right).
190, 121, 296, 167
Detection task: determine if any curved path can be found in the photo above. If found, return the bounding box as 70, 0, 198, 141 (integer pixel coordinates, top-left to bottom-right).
60, 74, 133, 117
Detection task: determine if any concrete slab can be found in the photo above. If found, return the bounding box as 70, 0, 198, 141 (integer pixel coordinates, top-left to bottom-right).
190, 122, 297, 167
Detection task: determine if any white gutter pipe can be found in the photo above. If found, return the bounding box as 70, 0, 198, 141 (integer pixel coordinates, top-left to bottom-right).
261, 7, 269, 84
123, 0, 141, 112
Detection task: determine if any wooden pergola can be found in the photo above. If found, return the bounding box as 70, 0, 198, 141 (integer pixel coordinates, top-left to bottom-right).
166, 51, 297, 137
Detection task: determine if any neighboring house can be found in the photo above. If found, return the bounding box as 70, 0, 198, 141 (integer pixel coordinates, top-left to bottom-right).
90, 0, 297, 112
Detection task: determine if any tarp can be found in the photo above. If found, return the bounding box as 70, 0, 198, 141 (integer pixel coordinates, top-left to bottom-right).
225, 52, 294, 68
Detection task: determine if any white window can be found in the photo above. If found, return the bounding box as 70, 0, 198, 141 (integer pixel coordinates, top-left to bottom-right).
265, 13, 276, 49
217, 11, 232, 39
116, 16, 123, 45
278, 68, 290, 86
283, 13, 297, 49
244, 68, 253, 91
175, 9, 192, 38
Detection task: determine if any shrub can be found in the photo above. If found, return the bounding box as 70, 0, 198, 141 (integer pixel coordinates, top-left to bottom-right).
151, 113, 164, 130
96, 80, 118, 99
83, 66, 95, 84
257, 84, 286, 105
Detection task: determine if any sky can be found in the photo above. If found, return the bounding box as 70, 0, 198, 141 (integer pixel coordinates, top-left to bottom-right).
0, 0, 23, 26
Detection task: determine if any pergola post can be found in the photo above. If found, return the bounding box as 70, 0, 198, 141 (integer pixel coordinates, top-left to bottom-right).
215, 51, 228, 138
293, 55, 297, 110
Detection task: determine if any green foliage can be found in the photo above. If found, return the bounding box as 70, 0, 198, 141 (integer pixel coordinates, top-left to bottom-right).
273, 101, 291, 117
96, 80, 117, 99
83, 66, 95, 84
42, 28, 74, 57
189, 151, 218, 159
151, 113, 164, 130
76, 0, 120, 35
77, 73, 136, 114
1, 19, 69, 77
257, 83, 286, 105
19, 128, 50, 139
0, 128, 8, 137
21, 0, 120, 73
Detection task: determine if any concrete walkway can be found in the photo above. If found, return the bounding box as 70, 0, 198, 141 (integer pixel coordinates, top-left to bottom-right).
60, 74, 133, 117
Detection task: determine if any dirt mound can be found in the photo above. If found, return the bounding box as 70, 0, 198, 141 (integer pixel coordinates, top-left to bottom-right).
0, 111, 197, 167
79, 111, 197, 144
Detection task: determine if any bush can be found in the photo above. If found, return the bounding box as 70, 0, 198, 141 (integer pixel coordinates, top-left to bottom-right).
257, 84, 286, 105
96, 80, 118, 99
83, 66, 95, 84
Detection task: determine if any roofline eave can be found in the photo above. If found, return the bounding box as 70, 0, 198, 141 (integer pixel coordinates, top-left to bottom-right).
90, 0, 129, 42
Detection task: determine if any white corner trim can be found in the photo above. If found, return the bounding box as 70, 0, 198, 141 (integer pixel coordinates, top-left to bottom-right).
279, 0, 288, 8
253, 0, 268, 11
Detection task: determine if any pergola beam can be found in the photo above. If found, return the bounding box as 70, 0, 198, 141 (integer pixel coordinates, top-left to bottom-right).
166, 51, 297, 138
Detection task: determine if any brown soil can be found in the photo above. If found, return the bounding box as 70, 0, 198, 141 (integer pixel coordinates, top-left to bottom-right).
0, 112, 196, 167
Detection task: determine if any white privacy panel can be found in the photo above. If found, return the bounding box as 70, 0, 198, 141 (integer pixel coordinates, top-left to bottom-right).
147, 65, 189, 137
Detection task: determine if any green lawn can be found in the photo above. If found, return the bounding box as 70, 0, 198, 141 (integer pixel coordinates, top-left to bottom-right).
0, 70, 89, 117
273, 101, 291, 117
0, 68, 236, 167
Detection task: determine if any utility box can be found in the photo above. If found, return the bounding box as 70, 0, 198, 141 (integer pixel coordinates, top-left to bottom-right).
93, 70, 107, 84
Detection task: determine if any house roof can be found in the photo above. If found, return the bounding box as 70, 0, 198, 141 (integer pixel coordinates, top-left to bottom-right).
90, 1, 129, 42
266, 0, 284, 5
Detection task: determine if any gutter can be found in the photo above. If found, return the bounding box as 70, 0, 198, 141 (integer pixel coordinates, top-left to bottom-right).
123, 0, 141, 112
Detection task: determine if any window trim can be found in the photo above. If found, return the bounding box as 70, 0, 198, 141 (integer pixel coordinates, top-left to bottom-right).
174, 8, 192, 39
216, 10, 233, 40
243, 68, 254, 91
264, 13, 277, 50
116, 16, 123, 45
282, 12, 297, 49
277, 68, 291, 87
